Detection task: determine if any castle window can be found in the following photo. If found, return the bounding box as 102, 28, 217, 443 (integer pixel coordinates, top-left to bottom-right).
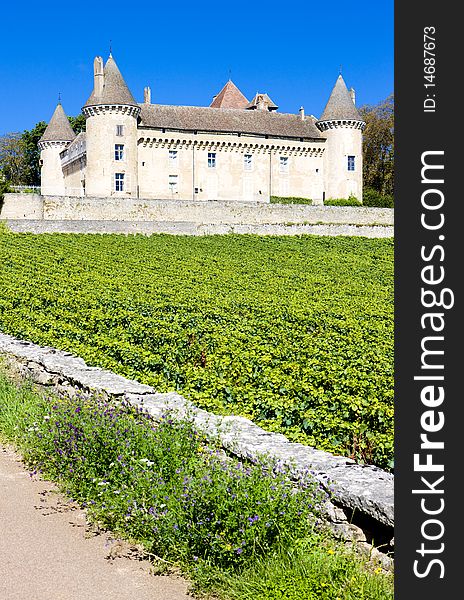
169, 150, 178, 166
208, 152, 216, 168
279, 156, 289, 173
115, 173, 125, 191
115, 144, 124, 161
244, 154, 252, 171
169, 174, 178, 193
116, 125, 124, 136
348, 155, 355, 171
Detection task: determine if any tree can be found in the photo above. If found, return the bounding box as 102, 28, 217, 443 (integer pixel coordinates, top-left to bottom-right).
359, 95, 394, 196
68, 114, 86, 135
0, 133, 30, 185
21, 121, 47, 186
0, 115, 86, 187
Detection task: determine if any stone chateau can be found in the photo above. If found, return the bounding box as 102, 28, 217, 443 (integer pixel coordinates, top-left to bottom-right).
38, 54, 366, 203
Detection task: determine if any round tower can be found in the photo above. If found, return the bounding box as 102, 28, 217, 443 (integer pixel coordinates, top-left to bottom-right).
38, 103, 76, 196
316, 75, 365, 201
82, 55, 140, 198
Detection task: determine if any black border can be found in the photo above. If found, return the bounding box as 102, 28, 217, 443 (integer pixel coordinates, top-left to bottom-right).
395, 1, 460, 596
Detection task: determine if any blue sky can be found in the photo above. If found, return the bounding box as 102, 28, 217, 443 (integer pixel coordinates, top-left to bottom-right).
0, 1, 393, 134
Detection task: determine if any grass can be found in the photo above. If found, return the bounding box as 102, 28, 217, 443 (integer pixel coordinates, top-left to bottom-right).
324, 198, 363, 207
270, 196, 313, 205
199, 539, 393, 600
0, 370, 394, 599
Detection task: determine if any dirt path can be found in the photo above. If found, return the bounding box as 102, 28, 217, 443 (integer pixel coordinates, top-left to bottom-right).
0, 445, 192, 600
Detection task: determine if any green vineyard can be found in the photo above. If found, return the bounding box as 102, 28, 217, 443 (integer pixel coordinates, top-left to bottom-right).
0, 232, 394, 469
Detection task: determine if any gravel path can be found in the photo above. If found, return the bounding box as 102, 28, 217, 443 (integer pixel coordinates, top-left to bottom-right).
0, 445, 191, 600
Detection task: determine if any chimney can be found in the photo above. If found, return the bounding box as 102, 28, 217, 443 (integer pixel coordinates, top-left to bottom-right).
144, 86, 151, 104
94, 56, 104, 97
299, 106, 305, 120
350, 87, 356, 106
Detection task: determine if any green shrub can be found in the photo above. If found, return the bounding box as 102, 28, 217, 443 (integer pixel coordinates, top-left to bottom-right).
0, 374, 394, 599
0, 221, 10, 235
324, 196, 362, 207
270, 196, 313, 205
0, 375, 324, 571
363, 188, 394, 208
0, 180, 10, 214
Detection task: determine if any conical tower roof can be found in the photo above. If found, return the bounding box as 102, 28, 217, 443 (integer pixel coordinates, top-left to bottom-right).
84, 55, 138, 108
39, 103, 76, 143
210, 80, 249, 109
319, 75, 362, 122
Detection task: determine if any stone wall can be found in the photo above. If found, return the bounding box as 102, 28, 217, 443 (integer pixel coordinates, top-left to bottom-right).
0, 194, 44, 219
0, 332, 393, 569
2, 193, 394, 227
6, 219, 394, 238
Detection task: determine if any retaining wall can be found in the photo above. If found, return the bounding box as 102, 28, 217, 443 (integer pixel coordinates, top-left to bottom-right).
1, 194, 394, 227
1, 193, 44, 219
0, 333, 393, 529
6, 220, 394, 238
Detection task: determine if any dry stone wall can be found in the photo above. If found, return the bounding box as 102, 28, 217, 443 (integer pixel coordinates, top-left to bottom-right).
0, 333, 393, 535
6, 219, 393, 238
1, 193, 394, 228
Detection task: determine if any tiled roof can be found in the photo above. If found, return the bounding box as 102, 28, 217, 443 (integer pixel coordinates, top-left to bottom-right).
60, 131, 86, 166
246, 93, 278, 111
319, 75, 363, 122
210, 80, 249, 108
84, 55, 138, 108
139, 104, 323, 139
65, 131, 86, 153
39, 103, 76, 143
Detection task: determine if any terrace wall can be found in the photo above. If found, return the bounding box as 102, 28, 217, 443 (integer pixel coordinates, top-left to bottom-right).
1, 193, 394, 227
0, 332, 393, 570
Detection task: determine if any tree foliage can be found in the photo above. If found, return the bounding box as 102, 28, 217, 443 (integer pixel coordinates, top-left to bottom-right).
21, 121, 47, 186
68, 114, 86, 135
0, 133, 31, 185
360, 95, 394, 196
0, 115, 86, 186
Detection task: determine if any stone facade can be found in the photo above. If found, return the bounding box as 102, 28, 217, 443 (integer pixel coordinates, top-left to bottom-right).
39, 55, 365, 203
137, 132, 325, 203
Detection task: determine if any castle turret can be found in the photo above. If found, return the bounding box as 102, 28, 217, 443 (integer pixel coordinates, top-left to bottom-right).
38, 103, 76, 196
316, 75, 365, 201
82, 55, 140, 198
